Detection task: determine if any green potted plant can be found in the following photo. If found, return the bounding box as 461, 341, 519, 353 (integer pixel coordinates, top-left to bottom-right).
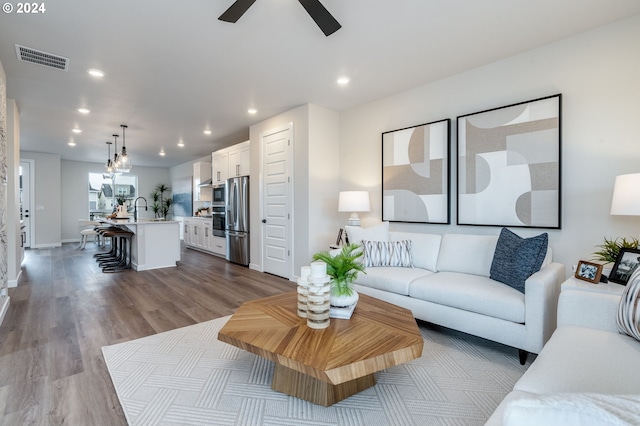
593, 236, 639, 264
312, 243, 366, 307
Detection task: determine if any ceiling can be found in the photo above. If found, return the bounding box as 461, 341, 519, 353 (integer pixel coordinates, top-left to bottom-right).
2, 1, 639, 169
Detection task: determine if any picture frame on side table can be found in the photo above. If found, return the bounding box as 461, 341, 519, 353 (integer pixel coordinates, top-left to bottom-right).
382, 118, 451, 224
609, 248, 640, 285
575, 260, 603, 284
457, 94, 562, 228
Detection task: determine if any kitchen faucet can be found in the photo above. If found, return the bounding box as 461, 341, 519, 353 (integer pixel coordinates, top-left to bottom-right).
134, 197, 148, 221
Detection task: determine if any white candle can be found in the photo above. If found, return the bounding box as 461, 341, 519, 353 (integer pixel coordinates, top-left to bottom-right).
310, 261, 326, 278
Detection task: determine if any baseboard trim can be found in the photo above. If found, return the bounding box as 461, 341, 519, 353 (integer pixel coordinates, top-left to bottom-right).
249, 263, 263, 272
8, 269, 22, 288
34, 243, 63, 249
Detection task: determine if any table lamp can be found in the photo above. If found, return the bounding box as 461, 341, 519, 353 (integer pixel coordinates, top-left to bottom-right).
338, 191, 370, 226
610, 173, 640, 216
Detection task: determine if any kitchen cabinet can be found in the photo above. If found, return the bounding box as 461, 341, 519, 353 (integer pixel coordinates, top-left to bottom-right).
211, 140, 250, 183
184, 217, 225, 257
193, 161, 212, 201
227, 141, 250, 177
212, 151, 228, 184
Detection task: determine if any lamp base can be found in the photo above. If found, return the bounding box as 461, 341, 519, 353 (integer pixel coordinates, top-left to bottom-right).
347, 213, 360, 226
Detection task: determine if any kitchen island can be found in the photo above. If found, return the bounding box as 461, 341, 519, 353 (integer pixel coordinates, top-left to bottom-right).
100, 218, 181, 271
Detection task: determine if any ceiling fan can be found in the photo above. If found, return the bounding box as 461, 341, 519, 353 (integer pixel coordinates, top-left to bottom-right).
219, 0, 341, 37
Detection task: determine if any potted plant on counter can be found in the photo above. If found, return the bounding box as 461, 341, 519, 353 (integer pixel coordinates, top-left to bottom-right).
312, 243, 366, 308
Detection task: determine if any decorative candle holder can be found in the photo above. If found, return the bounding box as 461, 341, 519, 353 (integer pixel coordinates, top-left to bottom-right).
306, 261, 330, 329
297, 266, 310, 318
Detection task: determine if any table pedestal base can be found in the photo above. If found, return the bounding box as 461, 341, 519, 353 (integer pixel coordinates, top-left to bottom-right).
272, 364, 376, 406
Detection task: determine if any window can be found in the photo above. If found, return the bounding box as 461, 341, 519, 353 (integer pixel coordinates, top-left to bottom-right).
89, 173, 137, 219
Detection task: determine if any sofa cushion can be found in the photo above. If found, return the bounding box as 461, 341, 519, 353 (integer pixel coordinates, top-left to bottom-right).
490, 228, 548, 293
409, 271, 525, 323
362, 240, 413, 267
514, 326, 640, 394
503, 393, 640, 426
354, 267, 432, 296
436, 234, 498, 277
391, 232, 441, 271
344, 222, 389, 245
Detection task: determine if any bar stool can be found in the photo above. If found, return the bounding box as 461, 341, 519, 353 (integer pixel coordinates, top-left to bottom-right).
78, 220, 101, 249
97, 228, 134, 272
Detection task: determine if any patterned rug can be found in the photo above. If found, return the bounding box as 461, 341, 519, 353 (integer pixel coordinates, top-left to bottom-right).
102, 316, 531, 425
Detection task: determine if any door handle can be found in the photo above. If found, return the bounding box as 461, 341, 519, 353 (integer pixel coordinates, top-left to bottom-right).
261, 219, 266, 223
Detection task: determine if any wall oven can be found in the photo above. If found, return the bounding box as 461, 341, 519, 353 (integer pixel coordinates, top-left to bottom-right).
211, 205, 226, 237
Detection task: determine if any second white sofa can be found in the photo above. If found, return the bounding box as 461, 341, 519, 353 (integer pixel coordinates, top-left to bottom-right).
345, 224, 566, 362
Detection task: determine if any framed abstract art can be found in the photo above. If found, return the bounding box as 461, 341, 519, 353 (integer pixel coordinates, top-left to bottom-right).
382, 118, 451, 224
457, 94, 562, 228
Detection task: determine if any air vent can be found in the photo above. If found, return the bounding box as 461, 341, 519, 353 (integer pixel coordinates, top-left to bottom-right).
15, 44, 69, 71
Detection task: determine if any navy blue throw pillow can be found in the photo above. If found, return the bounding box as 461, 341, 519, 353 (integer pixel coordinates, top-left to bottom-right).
490, 228, 548, 293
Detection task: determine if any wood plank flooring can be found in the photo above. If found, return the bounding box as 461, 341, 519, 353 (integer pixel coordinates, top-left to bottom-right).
0, 242, 294, 425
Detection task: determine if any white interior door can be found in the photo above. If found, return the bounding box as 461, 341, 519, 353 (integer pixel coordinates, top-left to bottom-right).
19, 160, 33, 248
261, 125, 292, 279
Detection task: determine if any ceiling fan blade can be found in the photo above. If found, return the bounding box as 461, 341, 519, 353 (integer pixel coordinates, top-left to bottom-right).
298, 0, 341, 36
218, 0, 258, 23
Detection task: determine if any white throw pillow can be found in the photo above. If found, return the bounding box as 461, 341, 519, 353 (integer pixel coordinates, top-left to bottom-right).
504, 393, 640, 426
344, 222, 389, 246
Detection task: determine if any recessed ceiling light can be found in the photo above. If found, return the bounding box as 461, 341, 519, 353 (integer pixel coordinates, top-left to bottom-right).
87, 69, 105, 78
337, 76, 350, 85
177, 140, 185, 147
77, 108, 90, 114
68, 141, 76, 147
71, 128, 82, 134
247, 108, 258, 115
204, 130, 212, 135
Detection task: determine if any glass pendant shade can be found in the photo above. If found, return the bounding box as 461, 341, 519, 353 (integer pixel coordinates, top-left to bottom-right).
116, 124, 131, 173
104, 141, 115, 177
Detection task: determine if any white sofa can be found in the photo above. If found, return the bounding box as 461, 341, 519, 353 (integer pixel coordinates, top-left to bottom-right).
346, 226, 566, 362
485, 284, 640, 425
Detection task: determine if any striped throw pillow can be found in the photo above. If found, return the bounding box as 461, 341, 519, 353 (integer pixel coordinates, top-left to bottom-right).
617, 268, 640, 342
363, 240, 413, 268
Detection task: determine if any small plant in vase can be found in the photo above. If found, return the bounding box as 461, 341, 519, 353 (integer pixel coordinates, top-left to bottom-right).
312, 243, 366, 308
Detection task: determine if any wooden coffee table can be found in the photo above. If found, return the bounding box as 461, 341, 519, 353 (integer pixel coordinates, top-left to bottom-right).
218, 291, 423, 406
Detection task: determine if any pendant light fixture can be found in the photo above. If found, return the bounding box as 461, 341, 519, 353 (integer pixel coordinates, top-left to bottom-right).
117, 124, 131, 173
104, 141, 115, 178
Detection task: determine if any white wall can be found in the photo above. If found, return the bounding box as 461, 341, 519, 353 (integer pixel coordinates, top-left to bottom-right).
59, 159, 170, 241
20, 152, 62, 248
340, 15, 640, 275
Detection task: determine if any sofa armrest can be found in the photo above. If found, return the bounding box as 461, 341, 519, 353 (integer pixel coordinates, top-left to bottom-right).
557, 290, 621, 333
523, 262, 565, 353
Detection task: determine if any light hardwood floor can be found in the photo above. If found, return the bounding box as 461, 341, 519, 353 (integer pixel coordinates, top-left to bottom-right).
0, 242, 294, 425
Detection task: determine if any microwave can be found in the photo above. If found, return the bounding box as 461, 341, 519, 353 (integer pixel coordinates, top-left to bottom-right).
212, 182, 226, 204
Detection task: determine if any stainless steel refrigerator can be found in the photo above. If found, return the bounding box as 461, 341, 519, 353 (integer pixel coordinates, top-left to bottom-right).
225, 176, 249, 265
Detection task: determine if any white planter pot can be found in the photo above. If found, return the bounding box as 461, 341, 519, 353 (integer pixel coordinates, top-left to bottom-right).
330, 290, 359, 308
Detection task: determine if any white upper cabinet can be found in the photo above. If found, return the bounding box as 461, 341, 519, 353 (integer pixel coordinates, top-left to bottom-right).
212, 140, 250, 183
228, 141, 250, 177
212, 151, 229, 184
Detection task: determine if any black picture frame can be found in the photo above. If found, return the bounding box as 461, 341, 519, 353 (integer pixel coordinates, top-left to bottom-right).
456, 94, 562, 229
609, 248, 640, 285
335, 228, 344, 246
575, 260, 603, 284
382, 118, 451, 224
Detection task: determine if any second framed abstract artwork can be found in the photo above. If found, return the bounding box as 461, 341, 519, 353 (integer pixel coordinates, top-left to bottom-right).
382, 119, 451, 224
457, 94, 562, 229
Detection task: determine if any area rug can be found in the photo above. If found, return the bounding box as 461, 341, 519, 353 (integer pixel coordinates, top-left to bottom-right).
102, 316, 531, 425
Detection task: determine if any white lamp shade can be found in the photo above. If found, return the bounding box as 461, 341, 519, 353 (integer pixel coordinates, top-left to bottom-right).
338, 191, 370, 212
611, 173, 640, 215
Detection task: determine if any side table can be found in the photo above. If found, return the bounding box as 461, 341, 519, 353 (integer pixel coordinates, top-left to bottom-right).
561, 276, 625, 296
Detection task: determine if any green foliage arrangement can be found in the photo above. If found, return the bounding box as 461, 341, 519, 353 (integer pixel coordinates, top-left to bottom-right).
592, 236, 639, 263
150, 183, 172, 219
312, 243, 366, 296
